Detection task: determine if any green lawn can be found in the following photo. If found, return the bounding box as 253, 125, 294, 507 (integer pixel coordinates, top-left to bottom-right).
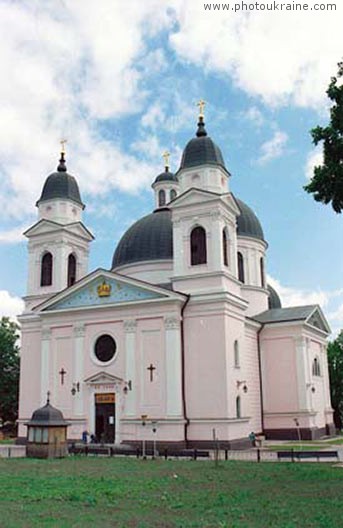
0, 458, 343, 527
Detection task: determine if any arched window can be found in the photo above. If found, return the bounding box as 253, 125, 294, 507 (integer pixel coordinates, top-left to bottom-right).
236, 396, 241, 418
158, 189, 166, 207
312, 357, 321, 377
260, 257, 265, 288
190, 226, 207, 265
170, 189, 177, 201
67, 254, 76, 287
234, 340, 240, 368
237, 252, 245, 283
222, 229, 229, 267
40, 252, 53, 287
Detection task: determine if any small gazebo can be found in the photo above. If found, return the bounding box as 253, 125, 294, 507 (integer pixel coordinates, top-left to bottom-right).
25, 394, 70, 458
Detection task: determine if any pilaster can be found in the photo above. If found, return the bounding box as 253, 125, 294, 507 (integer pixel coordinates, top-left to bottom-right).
164, 315, 183, 417
124, 319, 137, 416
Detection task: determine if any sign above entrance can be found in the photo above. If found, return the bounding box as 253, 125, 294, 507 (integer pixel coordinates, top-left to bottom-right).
95, 393, 115, 404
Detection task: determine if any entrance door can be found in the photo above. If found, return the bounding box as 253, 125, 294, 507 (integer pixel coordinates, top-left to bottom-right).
95, 393, 115, 443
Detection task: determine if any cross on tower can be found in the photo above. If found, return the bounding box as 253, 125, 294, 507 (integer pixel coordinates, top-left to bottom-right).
197, 99, 206, 118
60, 138, 67, 154
59, 368, 67, 385
147, 363, 156, 382
162, 151, 170, 169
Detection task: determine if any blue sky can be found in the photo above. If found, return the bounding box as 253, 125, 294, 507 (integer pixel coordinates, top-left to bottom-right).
0, 0, 342, 335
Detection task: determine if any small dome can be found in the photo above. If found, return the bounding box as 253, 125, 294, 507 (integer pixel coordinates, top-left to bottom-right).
179, 118, 227, 171
27, 401, 68, 427
112, 208, 173, 268
154, 170, 178, 183
235, 197, 265, 241
36, 154, 84, 208
268, 284, 282, 309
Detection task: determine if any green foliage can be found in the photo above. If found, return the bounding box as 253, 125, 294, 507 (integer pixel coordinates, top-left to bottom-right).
328, 330, 343, 429
0, 317, 20, 425
1, 458, 343, 527
304, 61, 343, 213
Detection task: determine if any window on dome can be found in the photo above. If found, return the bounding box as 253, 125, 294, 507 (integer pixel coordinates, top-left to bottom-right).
158, 190, 166, 207
237, 252, 245, 283
236, 396, 241, 418
312, 357, 321, 377
223, 229, 229, 267
41, 252, 53, 287
170, 189, 177, 201
67, 254, 76, 287
190, 226, 207, 266
260, 257, 265, 288
94, 334, 117, 364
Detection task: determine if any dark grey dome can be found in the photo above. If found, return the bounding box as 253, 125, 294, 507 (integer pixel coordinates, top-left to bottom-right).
112, 208, 173, 268
235, 197, 265, 241
154, 170, 178, 183
180, 118, 227, 171
36, 154, 84, 208
267, 284, 282, 309
27, 401, 68, 427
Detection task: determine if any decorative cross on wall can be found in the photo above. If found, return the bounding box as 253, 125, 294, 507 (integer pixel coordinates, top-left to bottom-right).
147, 364, 156, 382
59, 368, 67, 385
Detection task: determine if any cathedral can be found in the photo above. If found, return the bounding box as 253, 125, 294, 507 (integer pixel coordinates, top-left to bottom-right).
17, 107, 334, 448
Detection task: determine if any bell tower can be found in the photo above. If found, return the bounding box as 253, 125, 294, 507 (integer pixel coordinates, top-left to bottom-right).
24, 146, 94, 311
151, 152, 179, 208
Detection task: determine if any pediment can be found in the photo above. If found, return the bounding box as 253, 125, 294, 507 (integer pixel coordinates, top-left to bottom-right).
170, 189, 240, 215
24, 219, 94, 241
37, 268, 183, 313
306, 307, 331, 334
170, 188, 221, 208
84, 372, 124, 385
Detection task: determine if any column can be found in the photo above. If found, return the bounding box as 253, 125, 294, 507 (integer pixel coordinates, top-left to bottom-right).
40, 327, 51, 405
165, 316, 183, 417
124, 319, 137, 416
73, 323, 85, 416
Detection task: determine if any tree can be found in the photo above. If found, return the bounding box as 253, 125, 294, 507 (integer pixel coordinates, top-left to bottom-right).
0, 317, 20, 426
327, 330, 343, 429
304, 61, 343, 213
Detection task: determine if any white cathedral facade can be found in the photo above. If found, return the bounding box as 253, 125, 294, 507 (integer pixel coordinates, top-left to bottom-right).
17, 110, 334, 448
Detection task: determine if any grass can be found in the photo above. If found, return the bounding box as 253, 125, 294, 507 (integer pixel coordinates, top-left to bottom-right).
0, 458, 343, 527
0, 438, 15, 444
266, 443, 327, 451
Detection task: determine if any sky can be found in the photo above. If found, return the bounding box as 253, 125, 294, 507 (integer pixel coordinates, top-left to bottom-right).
0, 0, 343, 336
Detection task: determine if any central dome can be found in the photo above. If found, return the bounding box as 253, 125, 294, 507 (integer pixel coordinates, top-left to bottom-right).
112, 197, 264, 269
112, 208, 173, 269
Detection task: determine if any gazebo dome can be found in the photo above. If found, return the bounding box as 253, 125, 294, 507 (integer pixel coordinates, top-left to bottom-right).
27, 400, 68, 427
36, 153, 84, 208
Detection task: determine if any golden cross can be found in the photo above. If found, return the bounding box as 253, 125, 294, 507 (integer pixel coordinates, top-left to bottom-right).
162, 150, 170, 169
60, 138, 67, 154
197, 99, 206, 118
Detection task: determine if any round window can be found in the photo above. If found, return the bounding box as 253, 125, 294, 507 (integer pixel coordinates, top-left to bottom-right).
94, 334, 116, 363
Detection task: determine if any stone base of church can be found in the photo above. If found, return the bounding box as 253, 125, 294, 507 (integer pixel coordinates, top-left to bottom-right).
264, 424, 335, 440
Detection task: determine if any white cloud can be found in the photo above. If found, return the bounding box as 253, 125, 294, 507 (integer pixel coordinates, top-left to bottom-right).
0, 291, 24, 320
170, 2, 341, 109
0, 1, 177, 221
257, 130, 288, 164
268, 276, 330, 309
305, 146, 323, 180
0, 225, 27, 244
243, 106, 265, 127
